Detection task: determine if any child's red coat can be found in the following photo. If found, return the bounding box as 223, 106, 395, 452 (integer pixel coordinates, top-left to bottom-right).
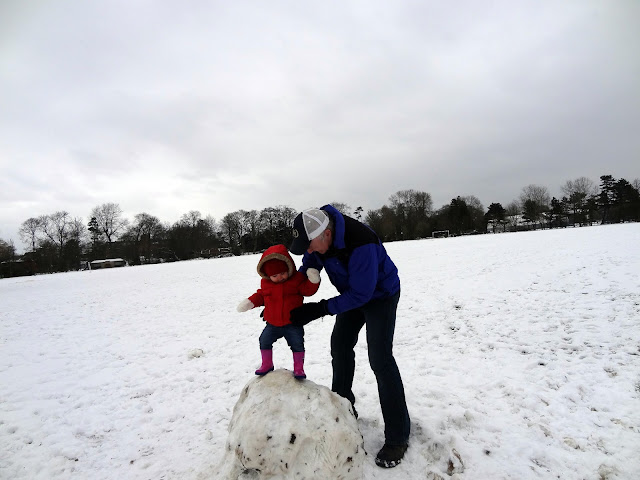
248, 244, 320, 327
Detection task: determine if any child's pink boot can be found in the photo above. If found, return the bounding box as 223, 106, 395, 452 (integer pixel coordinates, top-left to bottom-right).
293, 351, 306, 379
255, 349, 274, 375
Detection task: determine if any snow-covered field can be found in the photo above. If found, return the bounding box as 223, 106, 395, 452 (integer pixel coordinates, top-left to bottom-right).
2, 223, 639, 480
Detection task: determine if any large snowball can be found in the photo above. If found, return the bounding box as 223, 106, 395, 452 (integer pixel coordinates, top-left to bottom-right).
214, 369, 365, 480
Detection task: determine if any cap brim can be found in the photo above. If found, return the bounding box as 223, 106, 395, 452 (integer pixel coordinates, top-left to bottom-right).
289, 236, 309, 255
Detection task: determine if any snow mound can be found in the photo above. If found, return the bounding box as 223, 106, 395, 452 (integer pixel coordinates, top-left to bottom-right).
213, 369, 365, 480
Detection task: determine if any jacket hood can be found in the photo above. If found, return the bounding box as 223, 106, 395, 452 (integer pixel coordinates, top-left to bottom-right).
256, 244, 296, 279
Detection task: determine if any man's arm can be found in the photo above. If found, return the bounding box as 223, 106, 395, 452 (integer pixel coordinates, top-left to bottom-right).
299, 251, 323, 274
289, 244, 379, 326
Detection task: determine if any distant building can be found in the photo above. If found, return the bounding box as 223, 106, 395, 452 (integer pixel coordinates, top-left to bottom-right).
89, 258, 127, 270
0, 259, 37, 278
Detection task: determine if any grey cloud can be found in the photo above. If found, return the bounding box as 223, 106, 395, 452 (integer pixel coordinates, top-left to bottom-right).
1, 0, 638, 250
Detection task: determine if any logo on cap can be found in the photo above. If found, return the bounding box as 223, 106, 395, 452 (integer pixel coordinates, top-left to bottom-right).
292, 228, 299, 238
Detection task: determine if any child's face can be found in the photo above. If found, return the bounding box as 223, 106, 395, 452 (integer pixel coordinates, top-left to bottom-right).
269, 271, 289, 284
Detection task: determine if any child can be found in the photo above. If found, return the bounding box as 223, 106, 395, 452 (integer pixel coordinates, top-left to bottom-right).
236, 244, 320, 379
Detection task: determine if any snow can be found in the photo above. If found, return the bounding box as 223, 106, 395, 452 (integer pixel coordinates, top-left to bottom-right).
214, 369, 364, 479
1, 223, 639, 479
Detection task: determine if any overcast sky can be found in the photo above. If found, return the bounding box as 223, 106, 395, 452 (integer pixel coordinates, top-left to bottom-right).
1, 0, 639, 251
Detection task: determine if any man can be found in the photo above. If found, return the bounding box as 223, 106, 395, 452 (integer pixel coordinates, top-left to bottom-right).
289, 205, 411, 468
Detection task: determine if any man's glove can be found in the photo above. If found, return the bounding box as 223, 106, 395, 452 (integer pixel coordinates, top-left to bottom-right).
236, 299, 254, 312
290, 300, 329, 326
306, 268, 321, 284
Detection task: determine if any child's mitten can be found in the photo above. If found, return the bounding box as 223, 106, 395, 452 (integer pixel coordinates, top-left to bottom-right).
236, 299, 254, 312
306, 268, 321, 284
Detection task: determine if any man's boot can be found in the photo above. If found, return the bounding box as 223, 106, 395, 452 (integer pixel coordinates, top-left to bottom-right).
375, 443, 408, 468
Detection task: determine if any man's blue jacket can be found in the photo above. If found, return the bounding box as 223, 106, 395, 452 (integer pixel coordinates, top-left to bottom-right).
299, 204, 400, 315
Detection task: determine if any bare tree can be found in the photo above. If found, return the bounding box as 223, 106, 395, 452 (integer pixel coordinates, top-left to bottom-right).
179, 210, 202, 228
365, 206, 397, 241
90, 203, 129, 243
259, 207, 280, 246
174, 210, 218, 257
219, 211, 243, 251
561, 177, 597, 226
461, 195, 483, 211
130, 213, 163, 241
127, 213, 165, 261
561, 177, 597, 198
203, 215, 217, 235
330, 202, 352, 216
68, 217, 86, 243
202, 215, 219, 252
519, 184, 551, 208
0, 237, 16, 261
40, 211, 72, 251
505, 201, 521, 230
37, 211, 82, 268
388, 189, 433, 239
519, 185, 550, 226
19, 217, 42, 252
275, 205, 297, 242
241, 209, 262, 252
389, 190, 433, 216
258, 205, 296, 249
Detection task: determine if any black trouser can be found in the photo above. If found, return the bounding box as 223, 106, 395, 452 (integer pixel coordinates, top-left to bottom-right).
330, 290, 410, 445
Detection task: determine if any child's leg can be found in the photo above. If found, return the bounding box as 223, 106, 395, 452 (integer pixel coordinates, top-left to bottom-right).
282, 324, 305, 353
255, 349, 274, 376
283, 325, 306, 379
259, 324, 283, 350
256, 323, 280, 375
256, 325, 284, 375
292, 351, 306, 379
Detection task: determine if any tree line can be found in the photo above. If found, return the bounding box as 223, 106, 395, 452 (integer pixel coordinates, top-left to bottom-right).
363, 175, 639, 240
1, 174, 638, 277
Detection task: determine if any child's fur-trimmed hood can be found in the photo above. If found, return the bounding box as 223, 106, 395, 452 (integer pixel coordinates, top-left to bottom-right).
256, 244, 296, 280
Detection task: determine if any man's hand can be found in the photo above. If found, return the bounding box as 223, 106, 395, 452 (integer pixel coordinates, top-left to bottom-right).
236, 299, 254, 312
290, 300, 329, 326
306, 268, 321, 284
